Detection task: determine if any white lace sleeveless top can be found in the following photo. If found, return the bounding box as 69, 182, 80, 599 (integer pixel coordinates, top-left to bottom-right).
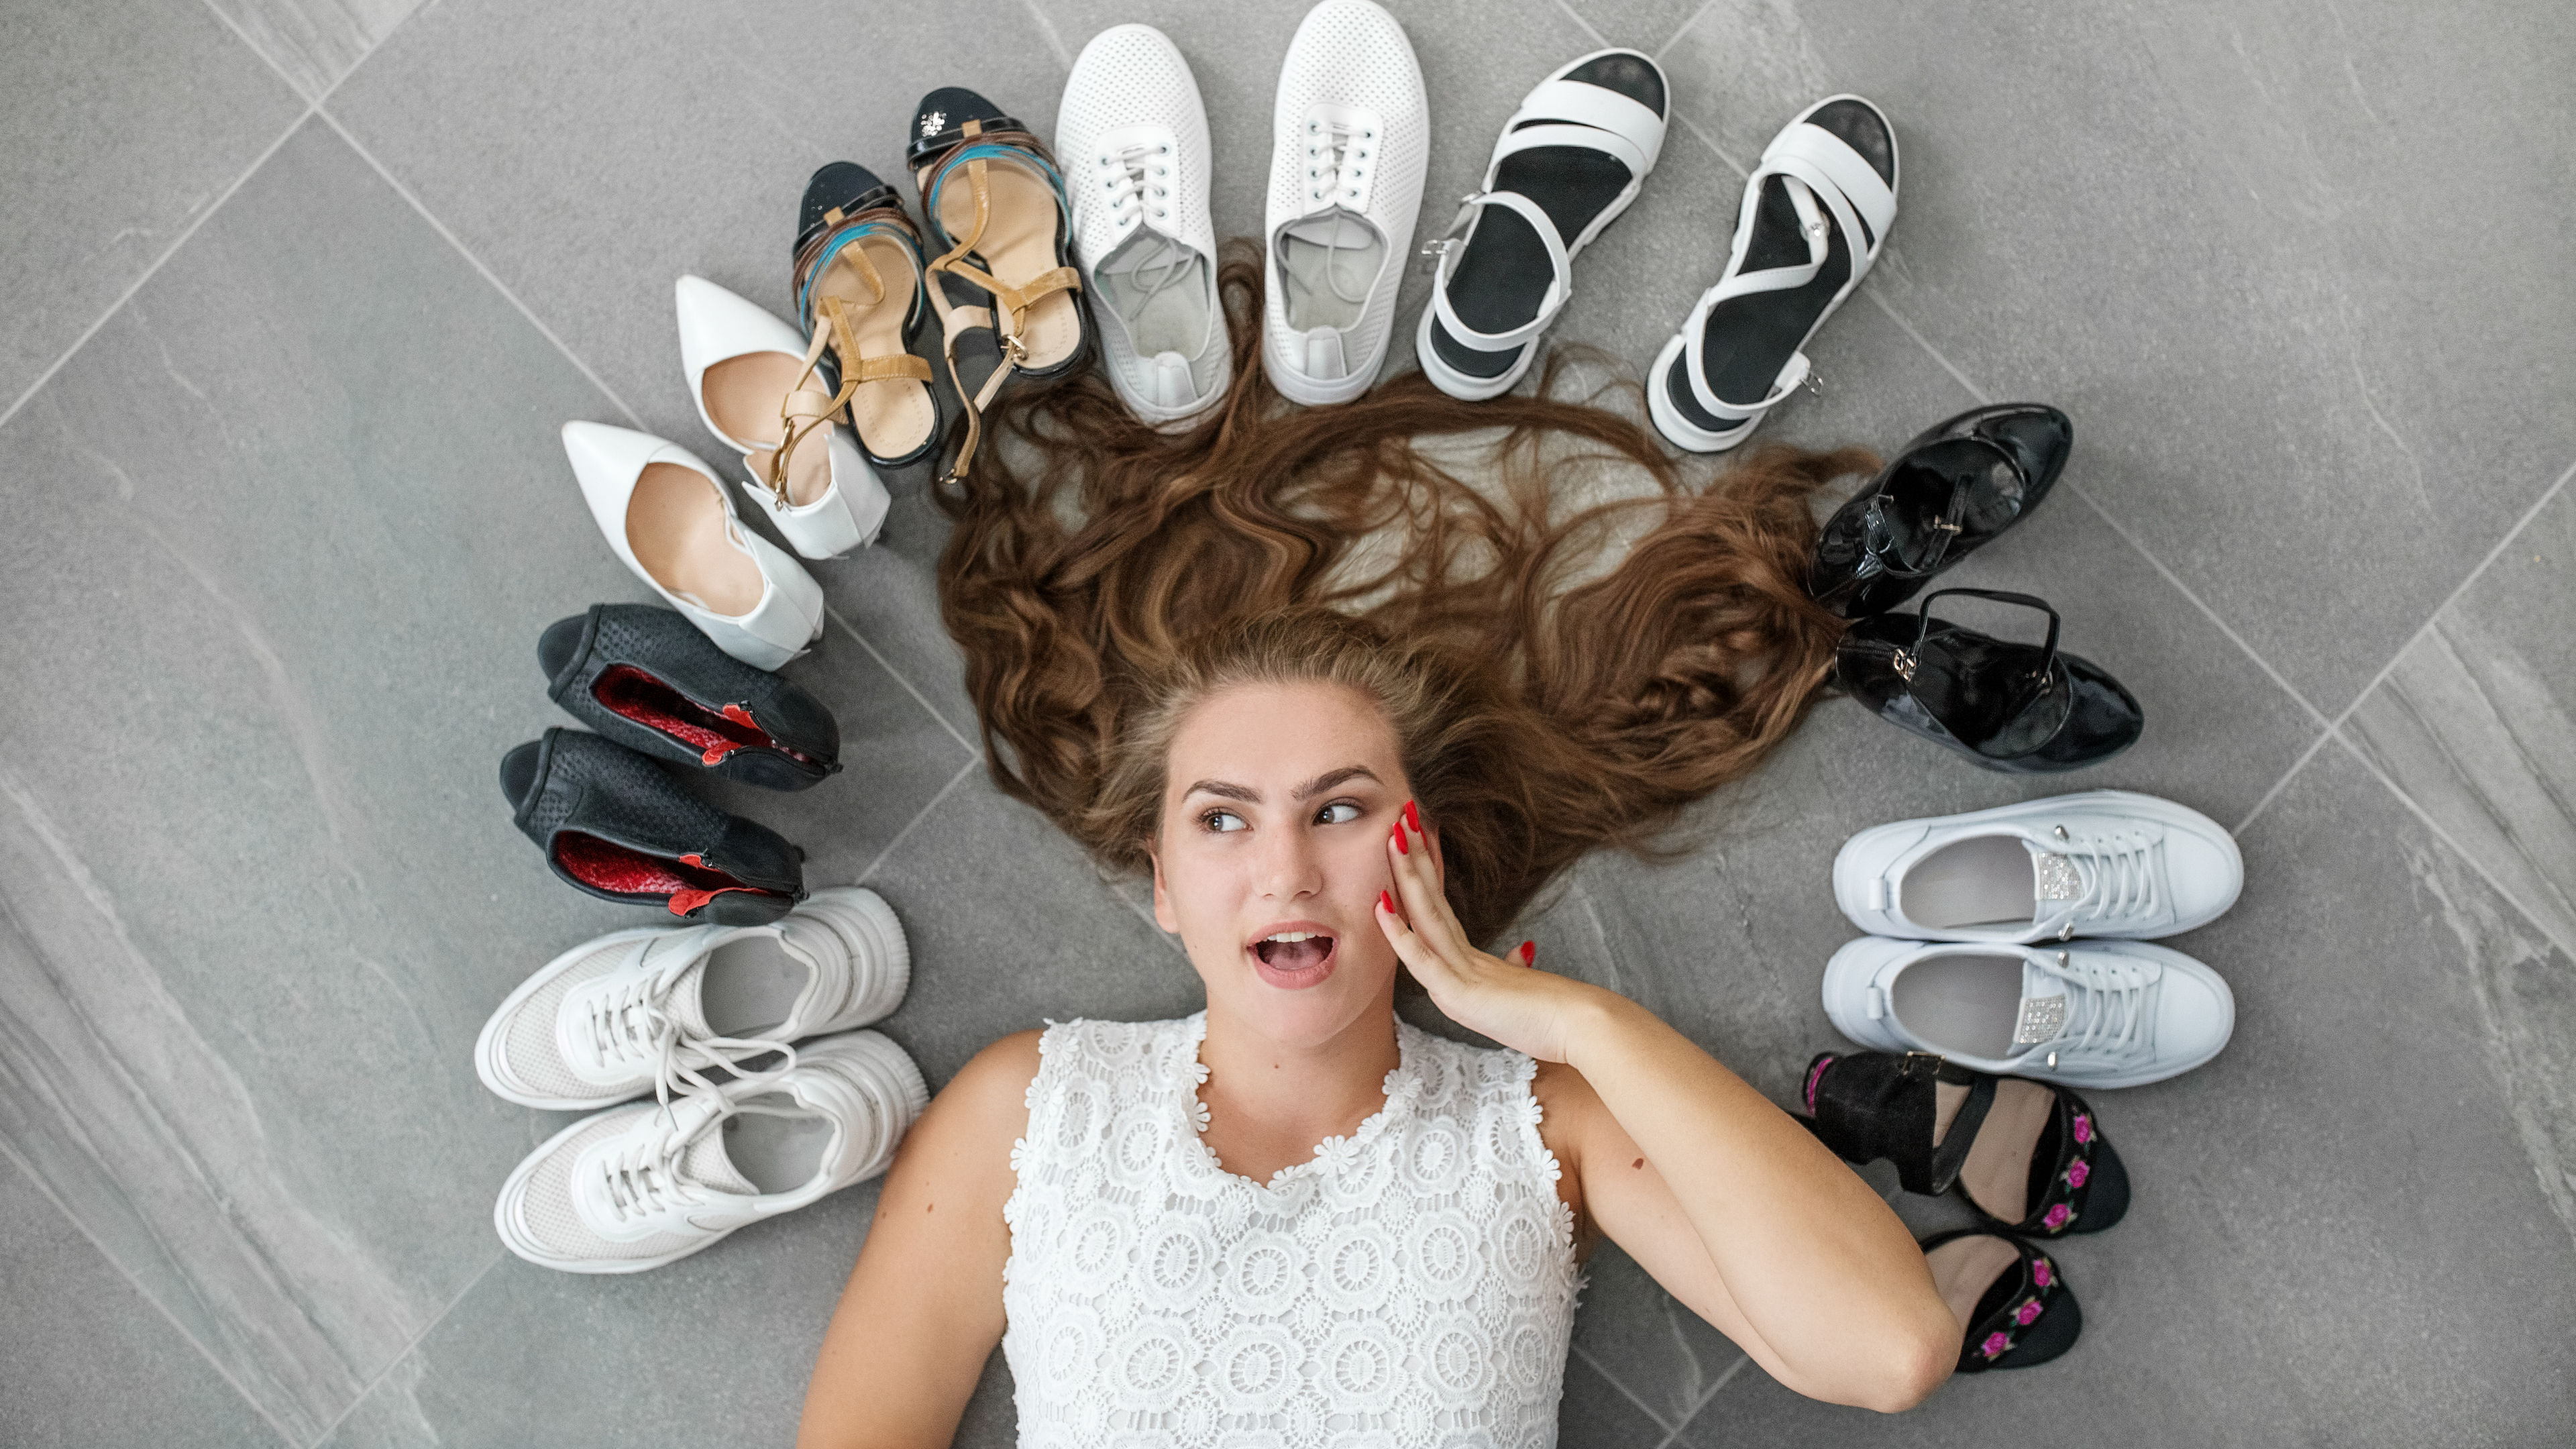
1001, 1012, 1582, 1448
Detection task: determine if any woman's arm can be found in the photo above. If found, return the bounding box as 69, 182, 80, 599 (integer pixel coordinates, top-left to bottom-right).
795, 1030, 1039, 1449
1376, 814, 1954, 1412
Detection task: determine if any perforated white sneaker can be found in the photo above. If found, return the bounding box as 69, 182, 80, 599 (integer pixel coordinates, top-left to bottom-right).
1058, 24, 1229, 424
1821, 936, 2235, 1088
1263, 0, 1429, 406
1835, 790, 2243, 945
475, 886, 910, 1110
494, 1029, 928, 1273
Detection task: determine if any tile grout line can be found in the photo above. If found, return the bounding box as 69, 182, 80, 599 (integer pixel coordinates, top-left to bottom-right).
855, 753, 983, 886
2058, 479, 2332, 726
298, 1250, 503, 1449
0, 104, 313, 439
1863, 290, 1990, 406
1652, 0, 1723, 60
309, 107, 648, 431
1568, 1342, 1678, 1435
2318, 451, 2576, 735
2325, 729, 2576, 959
2231, 723, 2334, 837
1550, 0, 1609, 48
0, 1140, 305, 1449
824, 605, 981, 755
1674, 109, 1749, 178
1654, 1351, 1753, 1448
1018, 0, 1074, 68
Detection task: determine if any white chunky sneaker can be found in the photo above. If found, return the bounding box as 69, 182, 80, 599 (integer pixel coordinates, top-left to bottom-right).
1058, 24, 1230, 425
1822, 936, 2235, 1088
475, 887, 910, 1110
1835, 790, 2243, 945
1262, 0, 1429, 406
494, 1029, 928, 1273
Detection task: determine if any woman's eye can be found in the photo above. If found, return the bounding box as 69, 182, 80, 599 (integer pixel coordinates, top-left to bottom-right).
1316, 801, 1362, 825
1201, 810, 1247, 834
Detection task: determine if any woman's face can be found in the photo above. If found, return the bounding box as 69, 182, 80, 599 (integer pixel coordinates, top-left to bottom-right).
1150, 679, 1419, 1049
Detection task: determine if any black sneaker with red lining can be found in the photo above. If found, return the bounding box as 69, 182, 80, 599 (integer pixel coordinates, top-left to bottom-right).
500, 728, 806, 924
539, 604, 841, 792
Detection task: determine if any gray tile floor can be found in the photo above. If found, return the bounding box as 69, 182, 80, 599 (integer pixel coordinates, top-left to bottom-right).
2, 0, 2571, 1443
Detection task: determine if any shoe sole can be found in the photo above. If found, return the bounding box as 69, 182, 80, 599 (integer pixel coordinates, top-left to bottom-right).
1833, 789, 2244, 943
797, 885, 914, 1028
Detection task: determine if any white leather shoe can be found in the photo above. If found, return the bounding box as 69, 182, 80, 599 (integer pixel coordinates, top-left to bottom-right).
494, 1029, 927, 1273
1263, 0, 1429, 407
475, 887, 911, 1110
674, 275, 890, 560
1835, 790, 2243, 945
561, 421, 824, 672
1059, 25, 1230, 424
1822, 936, 2235, 1088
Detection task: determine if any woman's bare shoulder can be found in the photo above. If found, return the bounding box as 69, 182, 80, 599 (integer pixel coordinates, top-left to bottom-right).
923, 1028, 1046, 1135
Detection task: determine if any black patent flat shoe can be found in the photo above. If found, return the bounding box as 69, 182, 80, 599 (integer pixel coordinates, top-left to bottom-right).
1811, 403, 2072, 618
500, 729, 805, 924
539, 604, 842, 791
1833, 588, 2141, 773
1799, 1051, 2129, 1237
1921, 1230, 2080, 1372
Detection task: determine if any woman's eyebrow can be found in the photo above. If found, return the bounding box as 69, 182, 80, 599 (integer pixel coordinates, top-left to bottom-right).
1291, 765, 1380, 800
1182, 779, 1260, 802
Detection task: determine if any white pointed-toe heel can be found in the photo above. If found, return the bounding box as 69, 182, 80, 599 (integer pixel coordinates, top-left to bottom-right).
560, 421, 824, 672
675, 275, 890, 561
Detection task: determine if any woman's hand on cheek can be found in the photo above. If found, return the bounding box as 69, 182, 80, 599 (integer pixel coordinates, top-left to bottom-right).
1374, 802, 1610, 1064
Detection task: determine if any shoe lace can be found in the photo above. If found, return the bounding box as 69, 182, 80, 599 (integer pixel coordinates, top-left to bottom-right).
580, 946, 800, 1112
2038, 951, 2158, 1065
1097, 139, 1175, 231
2060, 831, 2162, 927
592, 1093, 804, 1224
1287, 117, 1379, 309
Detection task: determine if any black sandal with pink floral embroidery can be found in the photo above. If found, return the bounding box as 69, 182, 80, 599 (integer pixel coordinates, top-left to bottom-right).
1922, 1230, 2081, 1372
1799, 1050, 2129, 1238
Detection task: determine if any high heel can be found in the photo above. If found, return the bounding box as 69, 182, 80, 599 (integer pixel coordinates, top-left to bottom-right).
790, 163, 945, 470
1799, 1050, 2129, 1237
906, 87, 1089, 482
1833, 587, 2141, 772
1811, 403, 2072, 618
499, 729, 806, 924
1919, 1230, 2081, 1371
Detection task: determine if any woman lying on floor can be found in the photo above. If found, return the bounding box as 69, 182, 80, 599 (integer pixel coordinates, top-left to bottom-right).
793, 248, 1956, 1447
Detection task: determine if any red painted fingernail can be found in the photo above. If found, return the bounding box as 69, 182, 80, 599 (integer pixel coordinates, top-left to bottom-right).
1519, 940, 1536, 965
1404, 800, 1421, 834
1379, 890, 1395, 914
1391, 822, 1408, 855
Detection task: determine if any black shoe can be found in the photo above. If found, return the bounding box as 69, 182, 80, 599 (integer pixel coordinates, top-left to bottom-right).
1799, 1051, 2129, 1238
1811, 403, 2072, 618
1833, 588, 2141, 772
1921, 1230, 2081, 1372
500, 729, 805, 924
539, 604, 841, 791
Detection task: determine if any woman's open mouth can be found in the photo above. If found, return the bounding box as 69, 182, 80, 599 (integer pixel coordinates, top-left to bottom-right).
1246, 924, 1339, 989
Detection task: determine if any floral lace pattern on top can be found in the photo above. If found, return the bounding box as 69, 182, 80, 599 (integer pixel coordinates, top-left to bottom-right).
1000, 1013, 1582, 1448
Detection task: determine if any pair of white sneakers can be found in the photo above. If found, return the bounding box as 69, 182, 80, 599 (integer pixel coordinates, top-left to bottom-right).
1823, 791, 2245, 1089
476, 887, 926, 1273
1056, 1, 1430, 419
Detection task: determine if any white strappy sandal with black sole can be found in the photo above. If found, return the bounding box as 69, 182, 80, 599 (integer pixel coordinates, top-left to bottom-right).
1415, 49, 1668, 402
1649, 94, 1897, 452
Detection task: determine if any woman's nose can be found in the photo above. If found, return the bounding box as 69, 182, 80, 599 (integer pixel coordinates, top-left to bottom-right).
1256, 828, 1324, 901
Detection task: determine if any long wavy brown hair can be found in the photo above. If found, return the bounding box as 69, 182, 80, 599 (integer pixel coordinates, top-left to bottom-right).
934, 242, 1869, 946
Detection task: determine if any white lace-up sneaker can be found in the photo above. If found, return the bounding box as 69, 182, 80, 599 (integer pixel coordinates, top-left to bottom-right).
1835, 790, 2243, 945
474, 887, 910, 1110
1263, 0, 1429, 406
1822, 936, 2235, 1088
494, 1028, 928, 1273
1058, 25, 1230, 424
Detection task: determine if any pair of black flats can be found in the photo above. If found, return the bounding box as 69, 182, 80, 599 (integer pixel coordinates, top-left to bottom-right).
1811, 406, 2143, 771
1799, 1050, 2125, 1373
498, 605, 842, 925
